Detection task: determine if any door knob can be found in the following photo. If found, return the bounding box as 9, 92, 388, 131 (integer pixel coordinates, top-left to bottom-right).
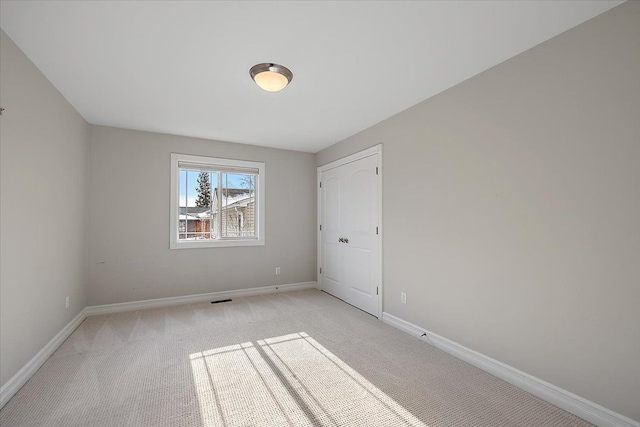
338, 237, 344, 243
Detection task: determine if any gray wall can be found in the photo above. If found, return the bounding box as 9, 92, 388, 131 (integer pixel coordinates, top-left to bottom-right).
87, 126, 316, 305
0, 30, 88, 386
317, 2, 640, 421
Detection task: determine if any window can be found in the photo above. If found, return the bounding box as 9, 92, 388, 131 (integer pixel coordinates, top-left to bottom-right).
170, 153, 265, 248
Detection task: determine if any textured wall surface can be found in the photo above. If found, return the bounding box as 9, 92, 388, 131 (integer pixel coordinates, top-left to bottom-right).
87, 125, 316, 305
0, 30, 88, 387
317, 3, 640, 420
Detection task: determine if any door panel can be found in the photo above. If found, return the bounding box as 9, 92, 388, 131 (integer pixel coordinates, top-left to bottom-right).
321, 153, 380, 317
324, 176, 341, 232
324, 243, 341, 283
347, 247, 371, 295
321, 168, 343, 298
348, 169, 371, 234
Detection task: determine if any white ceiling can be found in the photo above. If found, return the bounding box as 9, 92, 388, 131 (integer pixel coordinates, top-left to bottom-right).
0, 1, 622, 153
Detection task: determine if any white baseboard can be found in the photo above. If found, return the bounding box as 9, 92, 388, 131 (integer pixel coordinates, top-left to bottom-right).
382, 312, 639, 427
0, 281, 318, 410
0, 308, 87, 409
85, 281, 318, 316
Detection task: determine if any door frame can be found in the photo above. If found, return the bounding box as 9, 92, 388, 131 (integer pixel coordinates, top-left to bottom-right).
317, 144, 383, 318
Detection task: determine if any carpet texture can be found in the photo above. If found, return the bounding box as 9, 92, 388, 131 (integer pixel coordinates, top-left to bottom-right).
0, 289, 592, 426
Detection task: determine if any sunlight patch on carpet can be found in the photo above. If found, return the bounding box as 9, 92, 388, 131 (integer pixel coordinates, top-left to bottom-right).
190, 332, 428, 426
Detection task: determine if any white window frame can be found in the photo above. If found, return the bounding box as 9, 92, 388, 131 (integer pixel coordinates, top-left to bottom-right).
170, 153, 265, 249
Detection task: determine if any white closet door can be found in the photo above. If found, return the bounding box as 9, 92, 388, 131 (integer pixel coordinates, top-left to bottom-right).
321, 153, 380, 317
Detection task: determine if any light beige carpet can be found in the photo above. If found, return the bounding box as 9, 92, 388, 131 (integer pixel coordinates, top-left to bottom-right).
0, 289, 591, 426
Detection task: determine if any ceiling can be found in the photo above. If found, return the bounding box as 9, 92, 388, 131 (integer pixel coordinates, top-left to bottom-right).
0, 1, 622, 153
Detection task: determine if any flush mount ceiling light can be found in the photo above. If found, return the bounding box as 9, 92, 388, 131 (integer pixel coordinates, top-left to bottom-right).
249, 63, 293, 92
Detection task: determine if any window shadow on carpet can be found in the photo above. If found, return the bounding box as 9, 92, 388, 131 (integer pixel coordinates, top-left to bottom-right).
190, 332, 428, 426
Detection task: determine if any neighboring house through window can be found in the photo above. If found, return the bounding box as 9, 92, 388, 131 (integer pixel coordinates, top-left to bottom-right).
170, 153, 265, 248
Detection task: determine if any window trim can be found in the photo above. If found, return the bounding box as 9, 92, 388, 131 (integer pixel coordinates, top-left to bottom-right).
170, 153, 265, 249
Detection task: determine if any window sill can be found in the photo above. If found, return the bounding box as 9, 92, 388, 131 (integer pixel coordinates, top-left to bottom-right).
170, 238, 265, 249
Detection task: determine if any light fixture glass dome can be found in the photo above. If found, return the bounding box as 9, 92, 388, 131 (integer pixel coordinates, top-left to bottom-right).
250, 63, 293, 92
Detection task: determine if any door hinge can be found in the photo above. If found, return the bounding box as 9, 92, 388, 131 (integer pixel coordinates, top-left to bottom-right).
376, 226, 379, 235
376, 287, 379, 295
319, 224, 322, 231
320, 267, 322, 274
319, 181, 322, 188
376, 167, 378, 175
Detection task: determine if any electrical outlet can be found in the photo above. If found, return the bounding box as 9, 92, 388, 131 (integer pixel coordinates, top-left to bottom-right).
401, 292, 407, 304
275, 267, 281, 275
65, 296, 70, 308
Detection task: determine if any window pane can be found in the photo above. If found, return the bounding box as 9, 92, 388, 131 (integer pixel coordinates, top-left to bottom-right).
221, 172, 256, 238
178, 170, 188, 239
179, 168, 257, 240
180, 169, 216, 240
210, 172, 219, 239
